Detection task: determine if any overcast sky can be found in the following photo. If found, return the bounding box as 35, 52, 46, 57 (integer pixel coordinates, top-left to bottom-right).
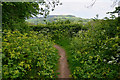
49, 0, 118, 19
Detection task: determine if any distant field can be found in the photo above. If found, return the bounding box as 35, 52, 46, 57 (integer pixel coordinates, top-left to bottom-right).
26, 15, 91, 25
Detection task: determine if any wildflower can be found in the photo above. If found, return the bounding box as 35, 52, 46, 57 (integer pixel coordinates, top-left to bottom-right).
108, 61, 113, 64
19, 61, 24, 66
4, 39, 8, 42
111, 56, 115, 60
103, 59, 106, 62
14, 70, 19, 74
89, 56, 93, 59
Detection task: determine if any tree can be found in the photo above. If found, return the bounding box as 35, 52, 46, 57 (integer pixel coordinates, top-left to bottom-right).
88, 0, 120, 22
2, 0, 62, 29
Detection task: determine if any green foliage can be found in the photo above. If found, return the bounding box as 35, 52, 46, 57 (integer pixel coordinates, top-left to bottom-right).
2, 1, 62, 28
66, 18, 120, 78
107, 6, 120, 14
2, 2, 39, 27
2, 21, 32, 33
2, 30, 59, 79
30, 22, 87, 40
2, 3, 120, 78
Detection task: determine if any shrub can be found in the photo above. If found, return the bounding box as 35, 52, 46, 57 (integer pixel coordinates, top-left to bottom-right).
2, 30, 59, 79
67, 18, 120, 78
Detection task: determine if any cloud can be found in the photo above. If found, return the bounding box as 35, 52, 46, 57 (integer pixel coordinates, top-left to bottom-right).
49, 0, 117, 19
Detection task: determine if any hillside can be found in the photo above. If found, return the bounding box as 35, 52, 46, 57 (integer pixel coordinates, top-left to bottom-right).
26, 15, 91, 25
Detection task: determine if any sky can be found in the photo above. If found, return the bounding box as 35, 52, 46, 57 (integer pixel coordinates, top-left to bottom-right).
48, 0, 118, 19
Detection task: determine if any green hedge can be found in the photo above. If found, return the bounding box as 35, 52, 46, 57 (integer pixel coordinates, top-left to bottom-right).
2, 30, 59, 79
29, 23, 87, 39
67, 18, 120, 78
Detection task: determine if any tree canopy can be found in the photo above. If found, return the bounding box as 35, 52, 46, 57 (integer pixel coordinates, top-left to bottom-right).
2, 0, 62, 28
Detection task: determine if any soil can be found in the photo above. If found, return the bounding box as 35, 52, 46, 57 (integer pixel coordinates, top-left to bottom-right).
54, 44, 71, 78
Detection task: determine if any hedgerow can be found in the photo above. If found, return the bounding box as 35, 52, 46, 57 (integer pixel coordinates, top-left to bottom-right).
2, 17, 120, 79
30, 23, 87, 39
2, 30, 59, 79
67, 18, 120, 78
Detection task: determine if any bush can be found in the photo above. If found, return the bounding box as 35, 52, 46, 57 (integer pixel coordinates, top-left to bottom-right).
31, 22, 87, 39
67, 18, 120, 78
2, 30, 59, 79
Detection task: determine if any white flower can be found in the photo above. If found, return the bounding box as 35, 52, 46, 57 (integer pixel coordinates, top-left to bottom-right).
103, 59, 106, 62
108, 61, 113, 64
111, 56, 115, 60
116, 54, 119, 57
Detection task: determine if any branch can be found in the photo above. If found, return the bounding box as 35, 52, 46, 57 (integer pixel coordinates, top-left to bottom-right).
111, 0, 118, 7
86, 0, 96, 8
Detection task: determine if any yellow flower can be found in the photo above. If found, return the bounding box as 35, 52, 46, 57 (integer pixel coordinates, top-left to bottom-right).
14, 70, 19, 74
80, 61, 84, 63
4, 72, 9, 75
102, 72, 106, 75
77, 51, 80, 54
88, 75, 90, 78
0, 71, 1, 74
25, 64, 30, 69
91, 72, 93, 75
112, 43, 118, 47
16, 52, 20, 55
7, 34, 10, 37
13, 31, 15, 33
18, 46, 22, 49
7, 43, 10, 45
73, 71, 75, 74
28, 60, 32, 63
27, 48, 30, 51
89, 56, 93, 59
19, 61, 24, 66
117, 27, 119, 30
11, 54, 15, 58
85, 52, 87, 54
4, 39, 8, 42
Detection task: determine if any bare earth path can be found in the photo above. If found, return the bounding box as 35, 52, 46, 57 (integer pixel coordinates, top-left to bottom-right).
54, 44, 71, 78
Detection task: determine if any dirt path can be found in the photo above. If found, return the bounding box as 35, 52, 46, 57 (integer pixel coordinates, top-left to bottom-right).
54, 44, 71, 78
